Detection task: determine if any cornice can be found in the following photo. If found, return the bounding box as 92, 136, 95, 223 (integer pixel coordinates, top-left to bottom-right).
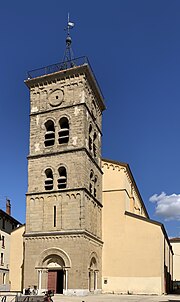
23, 229, 103, 246
26, 187, 103, 208
25, 64, 105, 112
102, 161, 127, 172
28, 147, 103, 174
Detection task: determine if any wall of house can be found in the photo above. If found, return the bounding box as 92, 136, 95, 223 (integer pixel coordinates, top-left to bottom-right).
9, 225, 25, 291
0, 230, 10, 269
0, 230, 10, 291
0, 230, 11, 291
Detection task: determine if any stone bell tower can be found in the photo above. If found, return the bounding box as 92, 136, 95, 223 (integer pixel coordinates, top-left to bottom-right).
23, 44, 105, 294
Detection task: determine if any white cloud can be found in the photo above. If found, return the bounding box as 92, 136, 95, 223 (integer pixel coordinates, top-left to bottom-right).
149, 192, 180, 221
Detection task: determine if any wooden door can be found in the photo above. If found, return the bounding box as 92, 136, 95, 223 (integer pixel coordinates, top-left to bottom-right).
48, 270, 57, 293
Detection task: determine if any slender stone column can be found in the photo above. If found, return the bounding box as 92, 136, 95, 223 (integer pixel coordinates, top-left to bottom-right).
94, 270, 98, 290
38, 270, 42, 292
65, 269, 68, 290
90, 270, 93, 291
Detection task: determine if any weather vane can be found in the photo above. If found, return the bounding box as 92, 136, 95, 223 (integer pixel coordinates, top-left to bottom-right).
63, 13, 75, 63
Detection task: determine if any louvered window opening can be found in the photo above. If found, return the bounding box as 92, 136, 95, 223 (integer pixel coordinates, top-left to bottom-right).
59, 118, 69, 144
44, 121, 55, 147
58, 167, 67, 189
45, 169, 53, 190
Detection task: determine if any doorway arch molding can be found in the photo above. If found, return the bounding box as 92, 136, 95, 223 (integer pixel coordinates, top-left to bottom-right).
36, 247, 71, 268
88, 251, 99, 269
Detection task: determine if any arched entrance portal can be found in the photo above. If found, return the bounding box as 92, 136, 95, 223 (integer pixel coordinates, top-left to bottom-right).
46, 255, 65, 294
36, 248, 71, 294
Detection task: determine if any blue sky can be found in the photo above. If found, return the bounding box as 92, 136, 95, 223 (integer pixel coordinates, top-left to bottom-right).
0, 0, 180, 237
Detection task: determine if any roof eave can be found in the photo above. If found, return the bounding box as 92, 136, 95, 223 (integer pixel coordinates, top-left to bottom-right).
25, 64, 106, 112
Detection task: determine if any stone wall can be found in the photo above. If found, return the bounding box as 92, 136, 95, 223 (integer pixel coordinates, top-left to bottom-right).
24, 64, 104, 294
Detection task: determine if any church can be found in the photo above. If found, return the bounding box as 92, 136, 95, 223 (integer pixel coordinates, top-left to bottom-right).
9, 24, 173, 296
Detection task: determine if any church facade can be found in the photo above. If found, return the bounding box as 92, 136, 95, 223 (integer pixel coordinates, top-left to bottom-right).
9, 56, 173, 296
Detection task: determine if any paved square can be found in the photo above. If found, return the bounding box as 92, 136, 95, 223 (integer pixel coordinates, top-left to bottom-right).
53, 294, 180, 302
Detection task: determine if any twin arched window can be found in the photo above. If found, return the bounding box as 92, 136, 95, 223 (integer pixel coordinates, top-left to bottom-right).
44, 117, 69, 147
44, 167, 67, 191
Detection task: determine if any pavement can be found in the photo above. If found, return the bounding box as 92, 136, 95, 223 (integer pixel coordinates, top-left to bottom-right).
53, 294, 180, 302
1, 293, 180, 302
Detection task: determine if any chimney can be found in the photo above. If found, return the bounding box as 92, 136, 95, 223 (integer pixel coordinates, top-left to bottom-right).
6, 199, 11, 216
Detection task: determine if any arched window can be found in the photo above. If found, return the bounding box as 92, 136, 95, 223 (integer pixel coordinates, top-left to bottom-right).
45, 168, 53, 190
93, 132, 97, 158
58, 117, 69, 144
58, 167, 67, 189
89, 125, 92, 151
91, 101, 97, 119
89, 170, 94, 194
89, 171, 98, 198
94, 176, 97, 198
44, 120, 55, 147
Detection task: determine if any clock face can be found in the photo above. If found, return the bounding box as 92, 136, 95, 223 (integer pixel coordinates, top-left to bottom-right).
49, 89, 64, 107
